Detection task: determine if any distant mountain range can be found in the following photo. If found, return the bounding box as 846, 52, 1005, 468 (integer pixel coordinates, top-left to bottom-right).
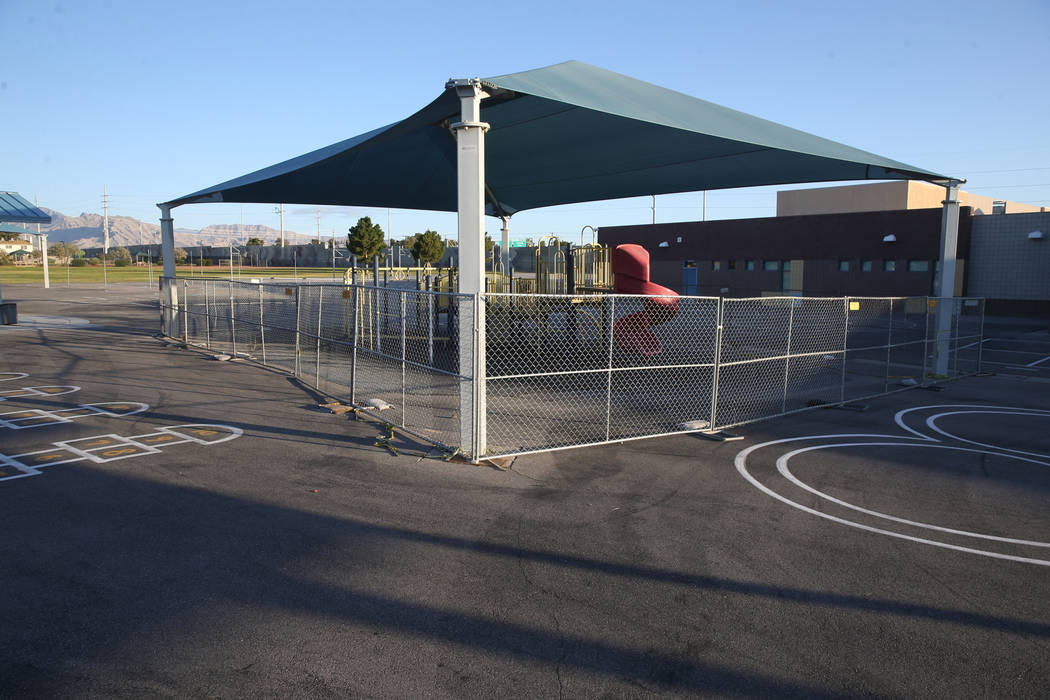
37, 208, 314, 249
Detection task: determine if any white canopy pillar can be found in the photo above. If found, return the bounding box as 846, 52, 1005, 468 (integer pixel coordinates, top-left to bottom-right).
933, 180, 962, 376
450, 78, 489, 459
159, 204, 178, 330
39, 234, 50, 289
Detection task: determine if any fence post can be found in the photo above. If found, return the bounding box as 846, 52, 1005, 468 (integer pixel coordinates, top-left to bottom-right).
922, 298, 931, 385
350, 286, 359, 404
229, 280, 237, 358
315, 286, 323, 388
294, 285, 301, 377
885, 299, 894, 393
182, 279, 189, 343
781, 299, 794, 414
709, 297, 724, 430
401, 291, 407, 426
427, 287, 435, 366
839, 298, 850, 403
976, 299, 985, 374
259, 283, 266, 365
605, 295, 616, 441
204, 280, 211, 349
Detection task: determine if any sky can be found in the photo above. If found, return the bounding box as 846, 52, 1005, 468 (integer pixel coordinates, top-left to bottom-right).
2, 0, 1048, 243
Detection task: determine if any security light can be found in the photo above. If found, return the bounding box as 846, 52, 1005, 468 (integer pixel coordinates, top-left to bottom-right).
883, 234, 897, 243
1028, 231, 1044, 240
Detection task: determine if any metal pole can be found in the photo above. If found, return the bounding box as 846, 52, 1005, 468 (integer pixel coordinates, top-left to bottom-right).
350, 287, 359, 403
605, 295, 615, 441
229, 280, 237, 358
450, 77, 489, 458
294, 286, 302, 377
315, 286, 323, 388
259, 283, 266, 365
102, 252, 108, 289
782, 299, 794, 414
976, 299, 985, 374
710, 298, 724, 430
885, 299, 894, 393
40, 234, 50, 289
840, 298, 850, 402
934, 181, 962, 376
205, 279, 211, 349
922, 297, 931, 385
182, 279, 189, 343
400, 291, 407, 426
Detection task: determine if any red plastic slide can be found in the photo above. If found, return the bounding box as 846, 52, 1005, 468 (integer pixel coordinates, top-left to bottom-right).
611, 244, 680, 356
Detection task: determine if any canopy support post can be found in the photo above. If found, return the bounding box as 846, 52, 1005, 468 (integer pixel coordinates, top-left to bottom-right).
159, 204, 178, 330
40, 234, 50, 289
500, 216, 511, 278
933, 180, 962, 377
451, 78, 490, 460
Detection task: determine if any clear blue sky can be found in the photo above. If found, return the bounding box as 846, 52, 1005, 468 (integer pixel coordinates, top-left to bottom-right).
2, 0, 1047, 242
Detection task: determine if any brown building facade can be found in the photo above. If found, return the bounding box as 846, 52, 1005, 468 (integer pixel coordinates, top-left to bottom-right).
598, 207, 972, 298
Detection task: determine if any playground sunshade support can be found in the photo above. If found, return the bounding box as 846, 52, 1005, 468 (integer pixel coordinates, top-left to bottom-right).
162, 61, 953, 215
0, 192, 52, 225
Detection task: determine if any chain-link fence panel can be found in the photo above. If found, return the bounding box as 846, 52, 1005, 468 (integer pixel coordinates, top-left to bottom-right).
484, 294, 719, 456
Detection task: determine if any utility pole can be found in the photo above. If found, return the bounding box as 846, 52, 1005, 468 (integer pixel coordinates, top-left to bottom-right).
102, 185, 110, 255
316, 208, 321, 241
702, 191, 707, 222
651, 194, 656, 225
280, 204, 285, 247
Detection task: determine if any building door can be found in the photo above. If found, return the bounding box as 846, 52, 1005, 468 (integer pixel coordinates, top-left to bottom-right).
682, 261, 697, 295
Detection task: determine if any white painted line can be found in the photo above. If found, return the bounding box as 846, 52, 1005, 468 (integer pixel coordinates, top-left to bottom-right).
1025, 355, 1050, 367
925, 409, 1050, 460
775, 440, 1050, 547
0, 372, 30, 382
736, 405, 1050, 567
736, 440, 1050, 567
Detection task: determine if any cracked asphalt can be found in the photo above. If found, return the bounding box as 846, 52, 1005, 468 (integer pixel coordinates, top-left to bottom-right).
1, 283, 1048, 698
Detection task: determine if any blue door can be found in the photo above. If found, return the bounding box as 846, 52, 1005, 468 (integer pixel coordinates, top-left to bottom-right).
682, 261, 697, 295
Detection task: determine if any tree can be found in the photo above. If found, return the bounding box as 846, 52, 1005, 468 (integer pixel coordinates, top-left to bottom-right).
346, 216, 385, 264
0, 251, 12, 266
485, 234, 494, 253
174, 248, 188, 264
412, 230, 445, 266
111, 246, 132, 261
49, 241, 80, 262
245, 237, 265, 246
273, 239, 285, 247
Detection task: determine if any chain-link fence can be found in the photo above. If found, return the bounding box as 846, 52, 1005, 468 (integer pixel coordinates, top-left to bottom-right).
160, 276, 471, 451
484, 294, 984, 457
160, 278, 983, 461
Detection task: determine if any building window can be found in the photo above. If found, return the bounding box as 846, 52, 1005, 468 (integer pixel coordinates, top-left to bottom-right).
781, 261, 792, 292
838, 260, 850, 272
712, 260, 721, 272
763, 260, 779, 271
884, 260, 896, 272
727, 259, 737, 270
684, 260, 697, 268
908, 260, 929, 272
745, 260, 755, 271
861, 260, 872, 272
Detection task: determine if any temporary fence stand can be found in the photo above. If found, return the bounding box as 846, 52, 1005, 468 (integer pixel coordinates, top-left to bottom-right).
450, 77, 489, 459
934, 180, 962, 376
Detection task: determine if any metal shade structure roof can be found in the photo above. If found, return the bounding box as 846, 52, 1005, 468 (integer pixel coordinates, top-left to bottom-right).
0, 192, 52, 225
163, 61, 952, 215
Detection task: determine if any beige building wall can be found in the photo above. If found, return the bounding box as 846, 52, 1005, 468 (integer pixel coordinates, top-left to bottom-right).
777, 181, 1044, 216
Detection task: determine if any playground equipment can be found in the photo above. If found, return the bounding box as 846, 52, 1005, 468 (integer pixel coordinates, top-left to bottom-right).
611, 244, 680, 356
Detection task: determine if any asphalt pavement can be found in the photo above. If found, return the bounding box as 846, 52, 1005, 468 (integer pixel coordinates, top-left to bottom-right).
1, 283, 1048, 698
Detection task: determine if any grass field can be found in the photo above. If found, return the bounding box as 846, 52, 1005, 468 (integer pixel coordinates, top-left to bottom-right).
0, 265, 353, 285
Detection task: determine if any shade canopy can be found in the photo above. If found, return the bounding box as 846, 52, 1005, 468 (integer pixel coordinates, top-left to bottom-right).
0, 192, 52, 225
163, 61, 952, 216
